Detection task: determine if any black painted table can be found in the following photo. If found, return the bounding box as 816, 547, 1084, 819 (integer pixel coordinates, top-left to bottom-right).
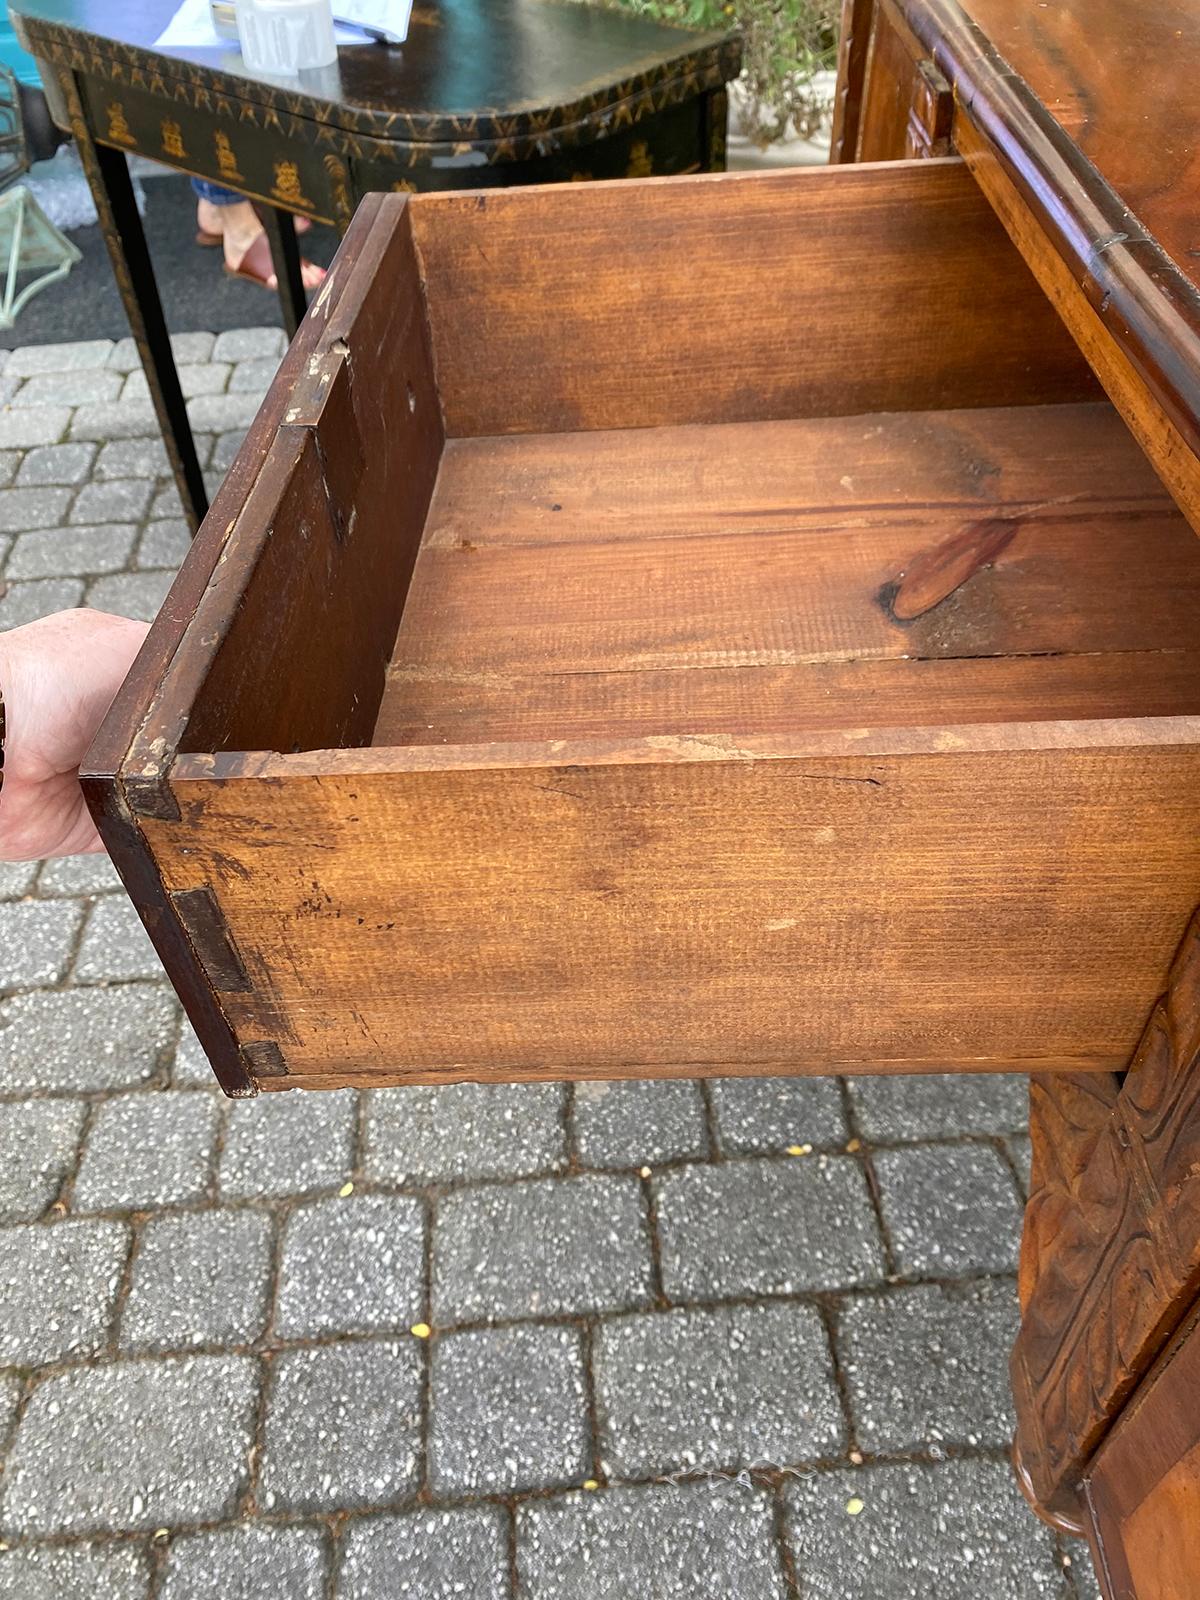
10, 0, 740, 528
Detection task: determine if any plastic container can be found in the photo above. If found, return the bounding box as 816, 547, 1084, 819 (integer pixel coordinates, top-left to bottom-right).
235, 0, 338, 73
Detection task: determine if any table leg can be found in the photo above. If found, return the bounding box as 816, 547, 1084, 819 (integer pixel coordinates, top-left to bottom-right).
58, 71, 208, 533
260, 206, 306, 341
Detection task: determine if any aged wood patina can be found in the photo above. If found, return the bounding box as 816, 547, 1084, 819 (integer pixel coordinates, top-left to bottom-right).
81, 0, 1200, 1588
836, 0, 1200, 1589
8, 0, 739, 530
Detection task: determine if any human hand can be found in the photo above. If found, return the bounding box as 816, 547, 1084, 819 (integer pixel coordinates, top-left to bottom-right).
0, 609, 149, 860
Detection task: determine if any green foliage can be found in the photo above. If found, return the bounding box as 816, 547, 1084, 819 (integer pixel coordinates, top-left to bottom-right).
600, 0, 839, 145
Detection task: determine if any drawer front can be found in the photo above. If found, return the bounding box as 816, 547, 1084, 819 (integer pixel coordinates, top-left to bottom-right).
79, 73, 344, 222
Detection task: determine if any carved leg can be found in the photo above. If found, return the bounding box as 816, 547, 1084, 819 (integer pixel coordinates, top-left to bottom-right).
1012, 911, 1200, 1527
58, 71, 208, 533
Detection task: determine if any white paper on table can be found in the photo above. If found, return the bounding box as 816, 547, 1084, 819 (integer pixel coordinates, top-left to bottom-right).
153, 0, 411, 50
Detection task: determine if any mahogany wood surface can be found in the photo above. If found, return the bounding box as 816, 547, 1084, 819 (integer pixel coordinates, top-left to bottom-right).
1014, 911, 1200, 1529
1086, 1306, 1200, 1600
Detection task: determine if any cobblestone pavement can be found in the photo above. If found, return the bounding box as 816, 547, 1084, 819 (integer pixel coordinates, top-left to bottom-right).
0, 335, 1099, 1598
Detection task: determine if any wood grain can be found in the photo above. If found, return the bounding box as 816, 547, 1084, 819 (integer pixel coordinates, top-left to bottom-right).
407, 158, 1097, 438
1013, 911, 1200, 1525
855, 0, 926, 160
139, 731, 1200, 1087
951, 115, 1200, 534
1086, 1306, 1200, 1599
374, 402, 1196, 748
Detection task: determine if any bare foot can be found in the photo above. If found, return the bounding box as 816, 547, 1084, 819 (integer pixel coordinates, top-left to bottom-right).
196, 196, 312, 239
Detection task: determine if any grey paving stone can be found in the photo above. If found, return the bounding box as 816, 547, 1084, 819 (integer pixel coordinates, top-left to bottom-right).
431, 1323, 589, 1494
596, 1301, 843, 1477
0, 1098, 87, 1222
840, 1280, 1019, 1452
275, 1193, 425, 1337
572, 1080, 706, 1168
109, 332, 215, 371
172, 1019, 217, 1088
848, 1072, 1030, 1142
0, 1217, 129, 1364
0, 859, 37, 898
709, 1076, 847, 1154
12, 369, 122, 408
655, 1157, 885, 1302
783, 1460, 1063, 1599
71, 478, 154, 525
122, 1208, 274, 1353
0, 405, 71, 449
340, 1507, 509, 1600
73, 1092, 219, 1211
74, 893, 162, 982
221, 1088, 357, 1199
136, 517, 190, 569
7, 339, 114, 376
148, 481, 184, 519
37, 852, 123, 896
0, 484, 73, 531
0, 576, 85, 627
210, 428, 246, 471
122, 362, 229, 403
0, 450, 18, 487
228, 356, 279, 393
518, 1482, 787, 1600
0, 1542, 150, 1600
1007, 1133, 1033, 1193
15, 441, 97, 485
7, 523, 137, 579
0, 897, 85, 988
873, 1144, 1023, 1277
187, 392, 269, 433
87, 569, 175, 622
3, 1353, 259, 1536
160, 1523, 328, 1600
213, 326, 286, 363
70, 402, 158, 441
94, 435, 170, 480
364, 1082, 566, 1186
258, 1340, 421, 1513
0, 984, 176, 1093
434, 1174, 653, 1325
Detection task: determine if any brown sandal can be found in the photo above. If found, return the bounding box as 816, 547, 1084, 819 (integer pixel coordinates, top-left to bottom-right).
223, 230, 322, 290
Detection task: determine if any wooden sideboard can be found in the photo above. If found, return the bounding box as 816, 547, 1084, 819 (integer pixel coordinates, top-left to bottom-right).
77, 1, 1200, 1590
835, 3, 1200, 1592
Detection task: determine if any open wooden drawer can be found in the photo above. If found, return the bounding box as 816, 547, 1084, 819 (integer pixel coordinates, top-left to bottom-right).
85, 158, 1200, 1096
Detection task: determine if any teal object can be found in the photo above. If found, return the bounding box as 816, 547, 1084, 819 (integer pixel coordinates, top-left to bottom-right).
0, 16, 40, 88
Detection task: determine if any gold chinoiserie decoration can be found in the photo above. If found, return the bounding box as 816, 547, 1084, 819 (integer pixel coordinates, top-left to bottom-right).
105, 101, 136, 148
214, 130, 244, 183
271, 160, 313, 207
160, 118, 187, 159
625, 140, 653, 177
391, 179, 418, 193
